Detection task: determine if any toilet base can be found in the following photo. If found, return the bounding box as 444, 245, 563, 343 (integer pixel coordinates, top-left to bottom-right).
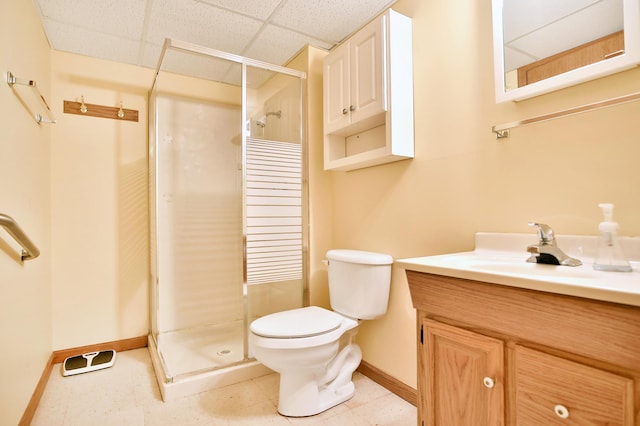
277, 372, 355, 417
276, 343, 362, 417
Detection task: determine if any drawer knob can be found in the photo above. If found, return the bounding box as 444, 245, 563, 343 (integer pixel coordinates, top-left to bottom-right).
554, 404, 570, 419
482, 377, 495, 388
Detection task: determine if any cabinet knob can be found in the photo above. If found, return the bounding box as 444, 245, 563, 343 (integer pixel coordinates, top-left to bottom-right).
342, 108, 348, 115
554, 404, 569, 419
482, 377, 495, 388
349, 105, 355, 111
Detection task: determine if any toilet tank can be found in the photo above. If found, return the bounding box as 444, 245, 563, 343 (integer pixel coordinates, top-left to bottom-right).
326, 249, 393, 320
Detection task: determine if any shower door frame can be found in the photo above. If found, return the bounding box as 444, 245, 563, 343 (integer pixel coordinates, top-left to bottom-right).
149, 38, 309, 383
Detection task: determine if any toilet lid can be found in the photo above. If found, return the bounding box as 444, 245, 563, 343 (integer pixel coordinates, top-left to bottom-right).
250, 306, 343, 338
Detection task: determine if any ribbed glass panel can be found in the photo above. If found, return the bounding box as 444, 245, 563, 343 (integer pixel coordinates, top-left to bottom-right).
156, 95, 243, 333
246, 138, 303, 285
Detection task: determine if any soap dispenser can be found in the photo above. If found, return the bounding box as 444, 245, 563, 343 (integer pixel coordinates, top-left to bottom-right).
593, 203, 632, 272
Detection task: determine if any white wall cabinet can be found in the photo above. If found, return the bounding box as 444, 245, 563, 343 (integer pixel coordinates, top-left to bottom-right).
323, 9, 414, 171
324, 17, 385, 135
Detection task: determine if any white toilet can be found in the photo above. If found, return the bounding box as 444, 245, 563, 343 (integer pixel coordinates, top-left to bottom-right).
249, 249, 393, 417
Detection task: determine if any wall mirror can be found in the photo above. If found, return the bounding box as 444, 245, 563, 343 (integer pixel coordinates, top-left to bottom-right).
492, 0, 640, 103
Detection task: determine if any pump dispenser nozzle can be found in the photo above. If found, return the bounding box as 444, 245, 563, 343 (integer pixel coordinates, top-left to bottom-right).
594, 203, 631, 272
599, 203, 613, 220
598, 203, 617, 245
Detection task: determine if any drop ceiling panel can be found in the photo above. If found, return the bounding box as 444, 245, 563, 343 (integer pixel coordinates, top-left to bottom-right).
244, 24, 333, 66
33, 0, 399, 84
139, 43, 165, 71
36, 0, 147, 39
503, 47, 535, 73
157, 48, 238, 83
509, 1, 623, 62
503, 0, 598, 42
144, 0, 264, 52
502, 0, 624, 71
197, 0, 284, 21
272, 0, 395, 43
41, 20, 143, 65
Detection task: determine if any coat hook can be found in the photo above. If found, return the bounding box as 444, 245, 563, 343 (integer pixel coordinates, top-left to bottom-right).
117, 101, 125, 118
80, 96, 88, 113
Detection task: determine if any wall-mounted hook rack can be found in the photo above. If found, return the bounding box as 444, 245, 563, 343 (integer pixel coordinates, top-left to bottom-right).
63, 99, 138, 122
6, 71, 56, 124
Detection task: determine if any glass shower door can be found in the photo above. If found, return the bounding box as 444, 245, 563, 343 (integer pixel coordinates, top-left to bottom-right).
156, 93, 244, 377
150, 49, 245, 380
149, 39, 307, 385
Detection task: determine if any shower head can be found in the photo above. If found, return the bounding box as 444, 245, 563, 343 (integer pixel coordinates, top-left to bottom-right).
255, 110, 280, 129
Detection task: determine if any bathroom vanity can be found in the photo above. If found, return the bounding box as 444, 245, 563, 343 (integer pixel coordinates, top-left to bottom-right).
398, 233, 640, 426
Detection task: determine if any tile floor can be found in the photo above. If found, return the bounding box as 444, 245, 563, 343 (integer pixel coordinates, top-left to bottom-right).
32, 348, 417, 425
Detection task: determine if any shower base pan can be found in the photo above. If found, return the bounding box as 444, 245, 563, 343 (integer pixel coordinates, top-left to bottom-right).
148, 335, 271, 401
157, 323, 246, 376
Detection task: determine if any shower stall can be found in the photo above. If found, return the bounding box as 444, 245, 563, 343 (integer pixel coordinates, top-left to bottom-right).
148, 39, 307, 400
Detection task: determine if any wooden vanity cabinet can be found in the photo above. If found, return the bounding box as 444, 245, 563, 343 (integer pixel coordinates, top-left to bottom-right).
423, 319, 504, 426
406, 270, 640, 426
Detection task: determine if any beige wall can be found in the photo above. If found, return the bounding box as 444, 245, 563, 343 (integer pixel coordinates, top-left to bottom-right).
3, 0, 640, 419
286, 46, 334, 309
335, 0, 640, 388
47, 45, 326, 352
0, 1, 53, 423
50, 52, 152, 349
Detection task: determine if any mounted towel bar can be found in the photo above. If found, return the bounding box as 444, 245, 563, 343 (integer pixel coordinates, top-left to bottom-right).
492, 91, 640, 138
7, 72, 56, 124
0, 213, 40, 261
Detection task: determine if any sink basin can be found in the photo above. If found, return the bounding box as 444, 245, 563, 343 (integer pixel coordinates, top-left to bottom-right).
410, 251, 604, 281
397, 232, 640, 307
471, 261, 598, 279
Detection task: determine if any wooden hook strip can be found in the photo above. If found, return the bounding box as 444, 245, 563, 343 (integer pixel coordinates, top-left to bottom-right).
63, 100, 139, 122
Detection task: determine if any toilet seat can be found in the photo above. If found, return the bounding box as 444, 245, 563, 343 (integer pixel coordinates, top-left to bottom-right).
250, 306, 343, 338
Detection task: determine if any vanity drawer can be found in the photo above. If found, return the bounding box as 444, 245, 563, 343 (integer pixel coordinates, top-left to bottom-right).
514, 345, 634, 425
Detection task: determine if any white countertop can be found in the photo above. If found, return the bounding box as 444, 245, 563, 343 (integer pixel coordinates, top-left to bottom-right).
397, 232, 640, 307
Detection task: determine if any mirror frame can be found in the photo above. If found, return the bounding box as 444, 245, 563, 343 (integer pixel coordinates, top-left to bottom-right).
492, 0, 640, 103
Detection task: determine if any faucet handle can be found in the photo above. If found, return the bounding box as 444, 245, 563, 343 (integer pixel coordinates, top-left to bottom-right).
528, 222, 555, 244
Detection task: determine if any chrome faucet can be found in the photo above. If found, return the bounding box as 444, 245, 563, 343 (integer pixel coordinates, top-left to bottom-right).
526, 222, 582, 266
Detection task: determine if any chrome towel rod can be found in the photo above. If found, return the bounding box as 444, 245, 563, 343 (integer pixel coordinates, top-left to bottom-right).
0, 213, 40, 261
492, 91, 640, 138
6, 72, 56, 124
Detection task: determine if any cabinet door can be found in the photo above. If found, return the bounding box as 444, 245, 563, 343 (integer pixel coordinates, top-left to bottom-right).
323, 42, 350, 134
514, 345, 634, 425
423, 319, 504, 426
349, 13, 386, 125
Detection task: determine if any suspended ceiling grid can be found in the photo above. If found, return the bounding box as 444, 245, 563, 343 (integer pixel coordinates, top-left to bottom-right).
33, 0, 397, 84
